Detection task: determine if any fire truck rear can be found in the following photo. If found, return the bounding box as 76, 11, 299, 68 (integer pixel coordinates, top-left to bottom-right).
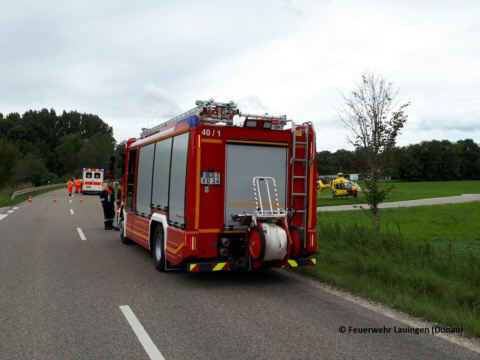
118, 100, 317, 272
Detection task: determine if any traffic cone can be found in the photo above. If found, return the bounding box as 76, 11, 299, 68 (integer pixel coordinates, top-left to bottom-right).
28, 194, 32, 203
53, 195, 57, 203
79, 196, 83, 203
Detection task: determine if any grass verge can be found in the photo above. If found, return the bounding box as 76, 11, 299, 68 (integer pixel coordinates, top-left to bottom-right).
0, 186, 62, 208
295, 202, 480, 337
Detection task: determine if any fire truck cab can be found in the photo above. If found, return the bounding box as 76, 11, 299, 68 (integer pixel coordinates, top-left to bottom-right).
118, 100, 317, 272
81, 168, 104, 194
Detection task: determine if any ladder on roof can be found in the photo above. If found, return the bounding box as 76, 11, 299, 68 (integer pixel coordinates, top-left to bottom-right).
140, 100, 239, 137
140, 99, 290, 137
289, 121, 316, 240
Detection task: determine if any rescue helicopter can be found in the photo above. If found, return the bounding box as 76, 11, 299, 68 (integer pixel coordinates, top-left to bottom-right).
317, 173, 361, 198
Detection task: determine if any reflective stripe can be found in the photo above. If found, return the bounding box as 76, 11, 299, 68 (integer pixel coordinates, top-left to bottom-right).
287, 260, 298, 267
212, 263, 227, 271
166, 243, 184, 254
189, 264, 199, 272
282, 258, 316, 267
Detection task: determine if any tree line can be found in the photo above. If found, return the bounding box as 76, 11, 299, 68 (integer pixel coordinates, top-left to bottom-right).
1, 108, 479, 191
0, 109, 123, 189
318, 138, 480, 181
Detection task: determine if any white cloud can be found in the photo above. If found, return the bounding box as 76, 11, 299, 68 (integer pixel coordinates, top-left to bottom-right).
139, 84, 182, 119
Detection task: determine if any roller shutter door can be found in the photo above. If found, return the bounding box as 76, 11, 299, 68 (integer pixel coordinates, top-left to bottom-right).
225, 143, 287, 228
136, 143, 155, 215
168, 133, 189, 225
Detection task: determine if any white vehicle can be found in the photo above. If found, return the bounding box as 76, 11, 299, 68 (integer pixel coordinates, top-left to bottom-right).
81, 167, 104, 194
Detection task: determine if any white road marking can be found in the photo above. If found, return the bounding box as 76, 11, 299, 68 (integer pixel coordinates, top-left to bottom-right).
278, 270, 480, 354
0, 215, 8, 221
69, 200, 72, 203
77, 227, 87, 241
120, 305, 165, 360
7, 210, 14, 213
70, 209, 74, 215
13, 207, 19, 209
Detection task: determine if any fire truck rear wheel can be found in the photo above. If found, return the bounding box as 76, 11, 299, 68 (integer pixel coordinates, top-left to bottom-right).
248, 225, 266, 262
153, 225, 166, 272
289, 225, 305, 260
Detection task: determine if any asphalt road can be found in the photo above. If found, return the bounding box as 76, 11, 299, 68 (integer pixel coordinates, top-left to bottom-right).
1, 191, 479, 359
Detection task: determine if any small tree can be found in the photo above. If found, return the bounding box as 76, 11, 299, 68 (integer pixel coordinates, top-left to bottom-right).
337, 70, 410, 232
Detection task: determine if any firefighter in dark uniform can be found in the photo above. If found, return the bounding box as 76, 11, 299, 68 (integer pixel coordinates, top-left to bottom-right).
100, 181, 115, 230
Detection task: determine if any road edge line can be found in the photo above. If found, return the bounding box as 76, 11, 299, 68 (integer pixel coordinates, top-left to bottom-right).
276, 269, 480, 354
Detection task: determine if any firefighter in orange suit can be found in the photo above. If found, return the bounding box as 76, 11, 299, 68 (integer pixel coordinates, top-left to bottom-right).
67, 179, 74, 196
75, 178, 82, 193
99, 181, 116, 230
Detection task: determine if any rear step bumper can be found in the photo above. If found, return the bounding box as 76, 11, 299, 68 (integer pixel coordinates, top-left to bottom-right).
187, 257, 316, 272
283, 258, 317, 268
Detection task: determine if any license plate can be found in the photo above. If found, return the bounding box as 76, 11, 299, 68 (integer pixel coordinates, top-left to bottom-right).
201, 172, 221, 185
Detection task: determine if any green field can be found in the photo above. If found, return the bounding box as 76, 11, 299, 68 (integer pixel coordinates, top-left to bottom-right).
299, 182, 480, 337
317, 180, 480, 207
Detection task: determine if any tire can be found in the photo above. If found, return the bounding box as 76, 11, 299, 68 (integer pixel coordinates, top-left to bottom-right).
248, 225, 266, 262
289, 225, 305, 260
152, 225, 166, 272
119, 217, 133, 245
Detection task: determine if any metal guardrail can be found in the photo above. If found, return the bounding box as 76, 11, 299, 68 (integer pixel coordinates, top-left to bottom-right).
11, 183, 67, 200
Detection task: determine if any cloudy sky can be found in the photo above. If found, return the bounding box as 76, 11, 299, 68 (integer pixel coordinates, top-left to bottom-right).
1, 0, 479, 151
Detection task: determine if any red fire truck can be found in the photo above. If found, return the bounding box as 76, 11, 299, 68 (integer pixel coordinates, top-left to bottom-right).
118, 100, 317, 272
